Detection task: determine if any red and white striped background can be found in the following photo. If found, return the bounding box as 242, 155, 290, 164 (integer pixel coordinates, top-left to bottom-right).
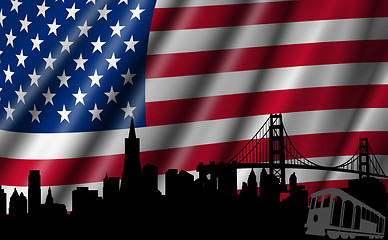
2, 0, 388, 210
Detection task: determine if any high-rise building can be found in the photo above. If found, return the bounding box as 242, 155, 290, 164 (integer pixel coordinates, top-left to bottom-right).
41, 187, 67, 217
120, 118, 142, 199
28, 170, 41, 215
103, 173, 120, 203
247, 169, 258, 198
9, 188, 27, 216
71, 187, 102, 216
142, 164, 161, 198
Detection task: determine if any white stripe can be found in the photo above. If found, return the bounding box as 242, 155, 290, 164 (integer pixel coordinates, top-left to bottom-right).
148, 18, 388, 55
155, 0, 290, 9
146, 62, 388, 102
1, 108, 388, 159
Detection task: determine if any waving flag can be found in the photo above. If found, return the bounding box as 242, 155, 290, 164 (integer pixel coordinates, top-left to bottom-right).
1, 0, 388, 210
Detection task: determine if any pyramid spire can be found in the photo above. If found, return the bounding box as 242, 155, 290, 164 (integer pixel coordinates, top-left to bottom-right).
128, 117, 136, 139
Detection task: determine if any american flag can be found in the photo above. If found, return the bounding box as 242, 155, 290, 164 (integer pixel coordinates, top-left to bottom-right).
1, 0, 388, 210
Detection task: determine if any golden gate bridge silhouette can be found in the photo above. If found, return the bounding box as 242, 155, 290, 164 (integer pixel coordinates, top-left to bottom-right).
197, 113, 387, 192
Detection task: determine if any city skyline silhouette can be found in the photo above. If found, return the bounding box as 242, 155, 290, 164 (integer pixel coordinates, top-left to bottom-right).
0, 115, 386, 239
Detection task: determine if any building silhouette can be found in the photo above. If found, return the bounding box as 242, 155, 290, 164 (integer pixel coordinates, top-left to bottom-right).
120, 118, 141, 200
71, 187, 102, 217
28, 170, 41, 215
40, 187, 67, 217
9, 188, 27, 216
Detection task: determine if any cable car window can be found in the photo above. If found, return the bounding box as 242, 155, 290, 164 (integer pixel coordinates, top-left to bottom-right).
342, 200, 353, 228
310, 197, 316, 209
316, 196, 322, 208
323, 194, 331, 208
366, 210, 371, 222
362, 207, 366, 219
353, 205, 361, 230
331, 196, 342, 227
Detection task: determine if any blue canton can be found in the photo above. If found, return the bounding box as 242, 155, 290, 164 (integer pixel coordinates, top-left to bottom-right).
0, 0, 155, 133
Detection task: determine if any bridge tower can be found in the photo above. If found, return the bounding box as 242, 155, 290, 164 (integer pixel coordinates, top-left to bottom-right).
358, 138, 370, 179
268, 114, 287, 192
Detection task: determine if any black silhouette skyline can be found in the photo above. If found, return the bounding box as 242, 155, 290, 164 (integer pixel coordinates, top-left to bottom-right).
0, 116, 386, 238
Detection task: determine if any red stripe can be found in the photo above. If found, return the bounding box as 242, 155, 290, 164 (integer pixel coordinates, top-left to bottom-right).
1, 131, 388, 186
146, 85, 388, 126
146, 40, 388, 79
151, 0, 388, 31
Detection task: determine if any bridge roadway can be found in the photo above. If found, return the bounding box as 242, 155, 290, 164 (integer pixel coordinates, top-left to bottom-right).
197, 162, 387, 179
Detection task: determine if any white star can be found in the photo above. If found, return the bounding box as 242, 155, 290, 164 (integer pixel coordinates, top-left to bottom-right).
11, 0, 22, 13
3, 65, 14, 83
19, 15, 31, 33
47, 18, 60, 36
72, 87, 87, 105
57, 70, 70, 88
86, 0, 95, 4
78, 20, 92, 37
91, 36, 105, 53
110, 20, 125, 37
104, 86, 119, 103
118, 0, 128, 4
98, 4, 111, 21
60, 36, 73, 53
57, 105, 71, 123
37, 0, 50, 17
124, 35, 139, 52
89, 103, 103, 121
15, 85, 27, 104
74, 53, 88, 71
42, 87, 55, 105
122, 68, 135, 85
28, 69, 41, 87
66, 3, 79, 20
0, 9, 6, 27
31, 34, 43, 51
130, 4, 145, 20
29, 104, 41, 123
106, 53, 120, 70
16, 49, 28, 67
88, 70, 102, 87
122, 102, 136, 119
4, 102, 15, 121
5, 29, 16, 47
43, 52, 56, 70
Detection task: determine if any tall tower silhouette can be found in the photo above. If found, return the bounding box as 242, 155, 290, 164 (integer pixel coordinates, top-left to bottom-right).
120, 118, 142, 199
28, 170, 41, 215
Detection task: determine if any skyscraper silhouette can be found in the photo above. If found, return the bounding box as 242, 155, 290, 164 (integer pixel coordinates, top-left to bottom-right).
28, 170, 41, 215
41, 187, 67, 217
120, 118, 141, 200
9, 188, 27, 216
